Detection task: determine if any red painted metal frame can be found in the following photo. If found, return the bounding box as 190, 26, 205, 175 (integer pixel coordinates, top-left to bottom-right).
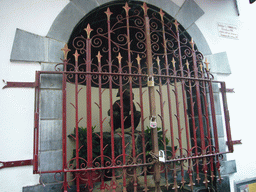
31, 2, 234, 192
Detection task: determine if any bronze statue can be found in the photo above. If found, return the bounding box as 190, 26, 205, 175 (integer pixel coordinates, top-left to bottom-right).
108, 85, 141, 131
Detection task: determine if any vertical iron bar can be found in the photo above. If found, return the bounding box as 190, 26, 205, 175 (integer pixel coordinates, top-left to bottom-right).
172, 57, 186, 187
33, 71, 40, 174
156, 57, 169, 188
105, 8, 117, 191
73, 50, 80, 192
220, 82, 233, 152
191, 39, 206, 154
62, 60, 68, 192
159, 11, 170, 189
191, 39, 207, 186
123, 3, 138, 191
174, 20, 192, 187
125, 3, 138, 191
200, 66, 212, 186
206, 70, 221, 180
96, 52, 106, 192
85, 31, 93, 190
61, 44, 70, 191
185, 61, 196, 189
163, 33, 178, 192
137, 55, 148, 191
142, 3, 160, 191
117, 52, 127, 192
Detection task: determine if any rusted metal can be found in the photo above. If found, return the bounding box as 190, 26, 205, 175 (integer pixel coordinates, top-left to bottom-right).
0, 159, 33, 169
30, 2, 233, 192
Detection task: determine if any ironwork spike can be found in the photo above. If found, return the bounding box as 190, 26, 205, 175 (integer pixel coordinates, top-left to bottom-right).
185, 60, 189, 70
159, 9, 165, 21
123, 2, 131, 16
84, 24, 93, 39
117, 52, 122, 64
141, 2, 148, 15
199, 62, 203, 72
96, 51, 102, 63
190, 38, 195, 51
172, 57, 176, 68
174, 20, 179, 31
136, 54, 141, 65
156, 56, 160, 67
204, 58, 210, 71
73, 50, 80, 62
61, 44, 71, 60
105, 7, 113, 21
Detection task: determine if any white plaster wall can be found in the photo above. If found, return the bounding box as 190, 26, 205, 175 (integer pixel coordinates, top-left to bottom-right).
192, 1, 256, 191
0, 0, 69, 191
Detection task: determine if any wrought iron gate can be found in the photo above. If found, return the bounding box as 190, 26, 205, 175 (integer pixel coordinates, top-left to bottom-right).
33, 2, 233, 191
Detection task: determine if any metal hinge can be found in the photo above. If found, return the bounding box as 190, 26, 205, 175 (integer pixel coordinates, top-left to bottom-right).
0, 159, 33, 169
2, 81, 36, 89
220, 88, 235, 93
226, 140, 242, 145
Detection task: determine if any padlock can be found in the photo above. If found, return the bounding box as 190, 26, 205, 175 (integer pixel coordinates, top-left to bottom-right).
159, 150, 166, 162
148, 76, 154, 87
150, 116, 157, 128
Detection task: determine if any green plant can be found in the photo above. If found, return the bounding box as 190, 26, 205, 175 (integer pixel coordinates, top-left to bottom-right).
144, 126, 175, 158
68, 126, 103, 165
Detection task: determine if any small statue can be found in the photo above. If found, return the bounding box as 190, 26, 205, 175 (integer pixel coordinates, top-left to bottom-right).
108, 85, 141, 131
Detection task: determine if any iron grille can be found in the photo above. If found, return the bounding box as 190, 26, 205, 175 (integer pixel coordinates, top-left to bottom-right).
33, 2, 233, 192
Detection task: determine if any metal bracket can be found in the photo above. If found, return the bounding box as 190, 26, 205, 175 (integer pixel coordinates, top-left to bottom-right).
226, 140, 242, 145
220, 88, 235, 93
0, 159, 33, 170
2, 81, 36, 89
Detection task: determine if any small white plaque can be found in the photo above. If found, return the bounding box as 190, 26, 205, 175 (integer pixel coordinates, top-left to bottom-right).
218, 23, 239, 40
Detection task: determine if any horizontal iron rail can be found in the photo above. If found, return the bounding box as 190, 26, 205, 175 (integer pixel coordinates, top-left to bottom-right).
36, 70, 216, 82
35, 151, 231, 175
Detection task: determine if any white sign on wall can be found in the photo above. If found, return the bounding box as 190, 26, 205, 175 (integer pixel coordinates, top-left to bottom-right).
218, 23, 239, 40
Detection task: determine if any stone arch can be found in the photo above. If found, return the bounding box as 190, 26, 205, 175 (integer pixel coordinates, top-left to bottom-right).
11, 0, 214, 63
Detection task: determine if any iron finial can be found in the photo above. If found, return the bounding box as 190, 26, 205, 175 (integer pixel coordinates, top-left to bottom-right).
84, 24, 93, 39
96, 51, 102, 63
117, 52, 122, 64
185, 60, 190, 70
123, 2, 131, 16
190, 38, 195, 51
159, 9, 165, 22
174, 20, 179, 31
136, 54, 141, 65
156, 56, 160, 67
61, 44, 71, 60
73, 50, 80, 62
105, 7, 113, 21
141, 3, 149, 15
172, 57, 176, 68
204, 58, 210, 71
